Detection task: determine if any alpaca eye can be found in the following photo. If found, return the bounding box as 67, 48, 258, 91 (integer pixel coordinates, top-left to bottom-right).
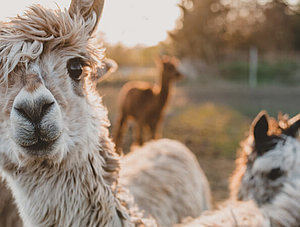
67, 58, 84, 81
267, 167, 284, 180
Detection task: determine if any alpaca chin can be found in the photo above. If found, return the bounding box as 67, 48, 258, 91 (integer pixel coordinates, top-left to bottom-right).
14, 136, 65, 165
17, 136, 62, 158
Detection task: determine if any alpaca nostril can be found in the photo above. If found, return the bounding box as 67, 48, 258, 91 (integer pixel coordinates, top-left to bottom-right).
41, 101, 55, 119
14, 106, 31, 122
14, 100, 55, 124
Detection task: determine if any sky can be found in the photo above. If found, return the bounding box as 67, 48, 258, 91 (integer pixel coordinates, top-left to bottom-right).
0, 0, 182, 47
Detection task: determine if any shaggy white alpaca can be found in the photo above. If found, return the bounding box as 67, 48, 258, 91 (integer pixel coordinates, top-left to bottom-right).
177, 111, 300, 227
119, 139, 211, 227
0, 55, 116, 227
0, 0, 211, 226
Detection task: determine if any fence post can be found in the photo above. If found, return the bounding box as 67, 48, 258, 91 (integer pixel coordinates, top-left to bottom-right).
249, 46, 258, 87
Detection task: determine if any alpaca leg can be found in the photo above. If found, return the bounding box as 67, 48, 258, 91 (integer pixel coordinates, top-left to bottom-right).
150, 121, 162, 140
113, 114, 127, 154
135, 123, 144, 146
149, 123, 158, 140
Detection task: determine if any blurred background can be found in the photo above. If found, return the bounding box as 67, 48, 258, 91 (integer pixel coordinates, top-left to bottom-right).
3, 0, 300, 204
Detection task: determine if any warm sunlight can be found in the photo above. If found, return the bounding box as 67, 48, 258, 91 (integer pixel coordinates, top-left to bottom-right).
0, 0, 181, 47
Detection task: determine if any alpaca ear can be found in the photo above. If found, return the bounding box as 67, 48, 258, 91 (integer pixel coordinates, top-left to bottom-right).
252, 111, 269, 143
69, 0, 105, 34
170, 56, 180, 66
284, 114, 300, 137
91, 58, 118, 82
160, 55, 171, 64
155, 55, 165, 68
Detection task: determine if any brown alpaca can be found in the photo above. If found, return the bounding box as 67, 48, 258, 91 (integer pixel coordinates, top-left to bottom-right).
114, 56, 183, 153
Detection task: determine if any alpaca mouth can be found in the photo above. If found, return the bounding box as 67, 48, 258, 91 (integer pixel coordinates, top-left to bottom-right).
22, 140, 53, 150
20, 137, 60, 156
177, 73, 184, 80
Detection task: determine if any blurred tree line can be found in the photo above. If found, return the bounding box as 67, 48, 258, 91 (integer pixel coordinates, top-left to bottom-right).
100, 0, 300, 84
170, 0, 300, 62
105, 44, 160, 67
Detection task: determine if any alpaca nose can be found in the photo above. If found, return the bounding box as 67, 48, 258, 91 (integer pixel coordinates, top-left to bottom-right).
11, 86, 63, 153
14, 100, 55, 124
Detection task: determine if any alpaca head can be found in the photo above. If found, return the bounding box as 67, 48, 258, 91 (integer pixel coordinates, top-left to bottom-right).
0, 0, 113, 168
160, 56, 183, 82
231, 111, 300, 206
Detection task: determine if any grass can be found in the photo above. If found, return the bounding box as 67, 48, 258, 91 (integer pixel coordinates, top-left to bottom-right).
219, 59, 300, 84
164, 103, 250, 159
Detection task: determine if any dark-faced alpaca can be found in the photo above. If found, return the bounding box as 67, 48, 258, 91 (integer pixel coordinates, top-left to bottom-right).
178, 111, 300, 227
113, 56, 183, 154
230, 111, 300, 226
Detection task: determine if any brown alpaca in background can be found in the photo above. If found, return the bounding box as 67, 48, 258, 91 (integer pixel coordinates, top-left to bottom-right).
114, 56, 183, 154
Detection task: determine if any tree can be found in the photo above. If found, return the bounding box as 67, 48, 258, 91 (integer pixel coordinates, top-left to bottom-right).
170, 0, 300, 62
170, 0, 229, 61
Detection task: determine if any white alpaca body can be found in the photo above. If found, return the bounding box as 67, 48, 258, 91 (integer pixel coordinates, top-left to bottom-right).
120, 139, 211, 227
176, 200, 270, 227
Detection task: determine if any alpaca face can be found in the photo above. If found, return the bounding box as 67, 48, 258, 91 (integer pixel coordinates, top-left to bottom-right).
0, 1, 107, 167
10, 67, 63, 157
161, 57, 183, 81
232, 111, 300, 206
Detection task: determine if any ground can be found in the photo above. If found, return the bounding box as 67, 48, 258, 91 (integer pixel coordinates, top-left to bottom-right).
97, 71, 300, 204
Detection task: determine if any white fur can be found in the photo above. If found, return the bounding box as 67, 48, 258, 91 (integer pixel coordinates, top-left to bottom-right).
236, 136, 300, 226
120, 139, 211, 227
176, 200, 270, 227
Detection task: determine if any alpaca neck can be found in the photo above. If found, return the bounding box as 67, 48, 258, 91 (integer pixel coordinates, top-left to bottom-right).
5, 155, 125, 227
158, 71, 172, 108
